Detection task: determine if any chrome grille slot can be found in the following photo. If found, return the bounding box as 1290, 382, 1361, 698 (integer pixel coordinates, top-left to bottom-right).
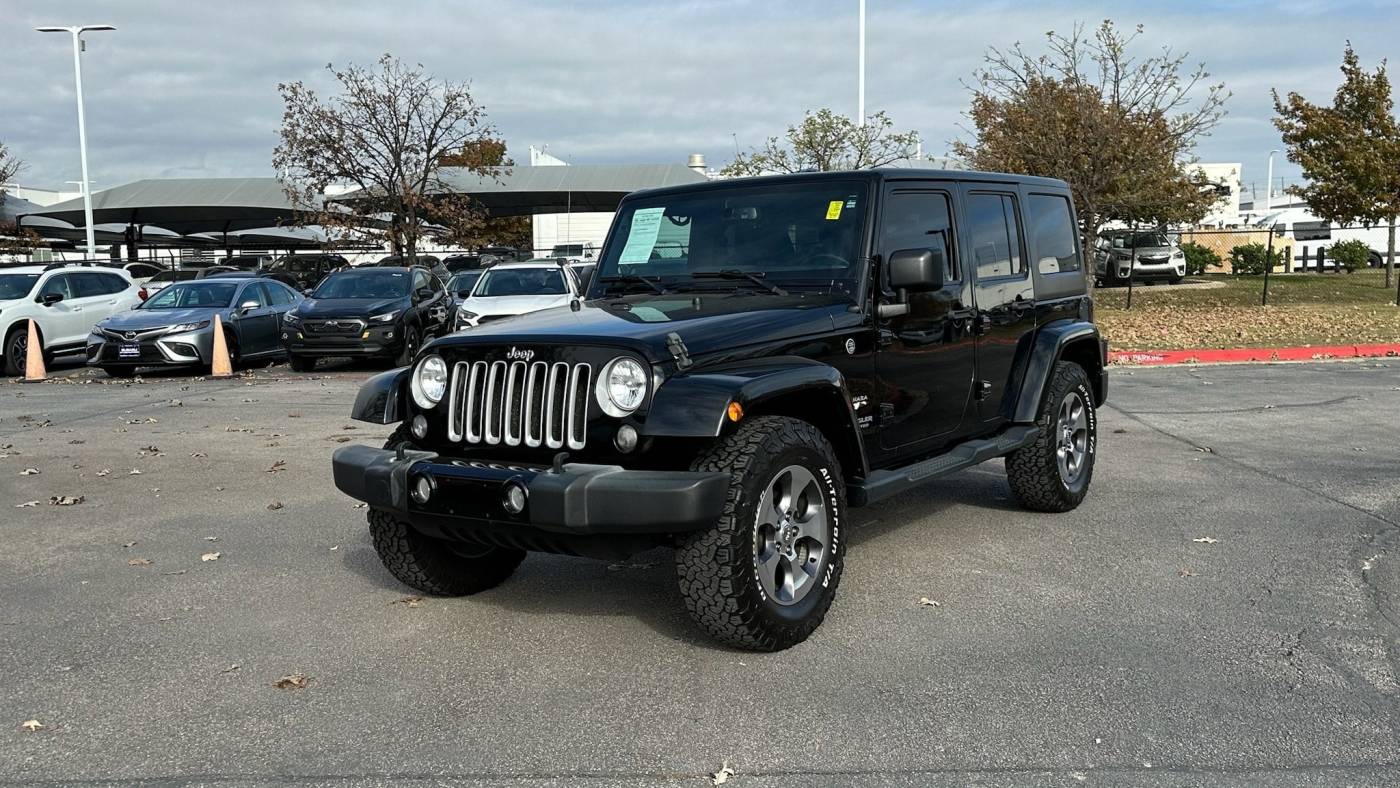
449, 355, 591, 450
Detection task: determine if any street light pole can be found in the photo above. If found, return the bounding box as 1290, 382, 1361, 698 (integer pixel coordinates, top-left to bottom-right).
1264, 149, 1279, 213
857, 0, 865, 126
36, 24, 115, 259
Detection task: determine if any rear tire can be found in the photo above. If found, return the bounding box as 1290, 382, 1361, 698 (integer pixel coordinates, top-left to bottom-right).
675, 416, 846, 651
1006, 361, 1097, 513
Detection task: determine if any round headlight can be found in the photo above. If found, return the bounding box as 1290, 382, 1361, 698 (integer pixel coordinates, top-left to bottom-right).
597, 357, 648, 416
411, 355, 449, 409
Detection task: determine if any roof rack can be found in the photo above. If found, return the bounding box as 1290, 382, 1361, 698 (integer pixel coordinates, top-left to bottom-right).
42, 260, 111, 271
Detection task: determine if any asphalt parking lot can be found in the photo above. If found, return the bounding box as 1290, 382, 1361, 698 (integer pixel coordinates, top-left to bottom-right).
2, 359, 1397, 787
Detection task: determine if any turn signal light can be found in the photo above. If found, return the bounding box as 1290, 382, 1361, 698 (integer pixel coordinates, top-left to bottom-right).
726, 401, 744, 422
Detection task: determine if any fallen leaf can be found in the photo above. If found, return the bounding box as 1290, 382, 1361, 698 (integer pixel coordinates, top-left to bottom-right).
189, 452, 207, 458
330, 436, 352, 443
48, 495, 84, 506
204, 536, 219, 542
1178, 568, 1195, 577
329, 545, 340, 551
917, 597, 942, 608
266, 460, 287, 474
352, 502, 366, 509
709, 764, 735, 785
274, 673, 309, 689
1192, 536, 1219, 545
19, 468, 39, 476
267, 501, 284, 511
96, 468, 111, 477
21, 720, 43, 732
201, 552, 221, 562
128, 468, 142, 475
220, 663, 241, 673
1112, 428, 1128, 434
123, 540, 137, 548
14, 501, 39, 508
127, 558, 153, 566
392, 596, 423, 608
1192, 446, 1214, 454
162, 569, 187, 576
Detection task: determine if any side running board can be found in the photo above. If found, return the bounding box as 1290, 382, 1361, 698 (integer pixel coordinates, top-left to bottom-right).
847, 425, 1039, 507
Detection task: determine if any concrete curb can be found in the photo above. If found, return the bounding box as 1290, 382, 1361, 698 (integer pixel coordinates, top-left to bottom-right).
1109, 343, 1400, 366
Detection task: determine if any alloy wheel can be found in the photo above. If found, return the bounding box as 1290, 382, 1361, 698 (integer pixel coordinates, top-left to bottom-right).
1056, 391, 1089, 485
753, 464, 830, 606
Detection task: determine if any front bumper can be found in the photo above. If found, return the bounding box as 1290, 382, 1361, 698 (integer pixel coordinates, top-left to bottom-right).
87, 328, 211, 367
331, 444, 730, 535
282, 324, 403, 357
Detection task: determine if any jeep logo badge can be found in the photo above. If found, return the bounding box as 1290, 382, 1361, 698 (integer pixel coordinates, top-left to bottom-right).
506, 346, 535, 362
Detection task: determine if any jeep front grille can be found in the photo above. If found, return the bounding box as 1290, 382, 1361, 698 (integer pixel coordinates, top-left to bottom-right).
446, 360, 591, 450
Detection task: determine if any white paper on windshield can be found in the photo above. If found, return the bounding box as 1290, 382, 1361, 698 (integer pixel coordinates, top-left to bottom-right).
618, 207, 666, 264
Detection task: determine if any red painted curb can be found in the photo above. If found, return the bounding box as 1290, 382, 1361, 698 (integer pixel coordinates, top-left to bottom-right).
1109, 343, 1400, 366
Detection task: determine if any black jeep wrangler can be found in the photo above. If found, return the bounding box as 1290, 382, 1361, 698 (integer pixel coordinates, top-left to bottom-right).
332, 170, 1106, 651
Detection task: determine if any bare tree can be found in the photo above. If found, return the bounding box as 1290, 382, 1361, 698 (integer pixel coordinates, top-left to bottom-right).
273, 55, 496, 259
0, 140, 23, 210
437, 138, 532, 250
723, 109, 921, 176
953, 21, 1228, 255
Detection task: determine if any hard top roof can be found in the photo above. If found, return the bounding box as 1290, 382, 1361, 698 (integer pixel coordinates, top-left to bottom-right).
625, 168, 1071, 202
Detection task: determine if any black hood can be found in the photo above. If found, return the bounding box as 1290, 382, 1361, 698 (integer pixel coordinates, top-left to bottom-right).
296, 297, 406, 319
426, 292, 852, 363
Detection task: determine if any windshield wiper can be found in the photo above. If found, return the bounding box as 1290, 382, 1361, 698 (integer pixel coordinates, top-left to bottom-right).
598, 274, 668, 294
689, 270, 787, 296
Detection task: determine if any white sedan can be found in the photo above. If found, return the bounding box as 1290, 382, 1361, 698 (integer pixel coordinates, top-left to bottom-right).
455, 260, 583, 329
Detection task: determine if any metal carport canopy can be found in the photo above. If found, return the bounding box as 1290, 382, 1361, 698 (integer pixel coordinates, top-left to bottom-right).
420, 164, 709, 216
15, 177, 311, 234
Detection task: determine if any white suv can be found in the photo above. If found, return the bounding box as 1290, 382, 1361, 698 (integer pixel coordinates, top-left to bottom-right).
0, 264, 142, 375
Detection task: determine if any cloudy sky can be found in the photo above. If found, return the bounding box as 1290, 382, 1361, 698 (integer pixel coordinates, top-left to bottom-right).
4, 0, 1396, 198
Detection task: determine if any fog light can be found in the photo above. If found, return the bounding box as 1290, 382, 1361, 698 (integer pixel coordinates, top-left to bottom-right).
411, 415, 428, 439
410, 475, 433, 504
502, 481, 527, 514
614, 424, 639, 453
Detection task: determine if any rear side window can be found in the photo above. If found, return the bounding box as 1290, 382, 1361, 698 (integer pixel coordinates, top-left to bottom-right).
70, 274, 107, 297
967, 193, 1024, 279
265, 282, 296, 305
1026, 194, 1081, 274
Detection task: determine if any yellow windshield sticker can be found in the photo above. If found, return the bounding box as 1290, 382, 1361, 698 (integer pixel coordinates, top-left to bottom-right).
825, 200, 843, 220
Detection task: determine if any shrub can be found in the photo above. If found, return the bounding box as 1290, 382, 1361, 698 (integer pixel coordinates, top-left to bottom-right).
1180, 242, 1221, 276
1228, 242, 1283, 275
1328, 239, 1371, 273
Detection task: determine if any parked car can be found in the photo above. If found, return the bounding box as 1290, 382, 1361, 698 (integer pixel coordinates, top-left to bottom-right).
550, 242, 597, 262
479, 245, 532, 262
264, 254, 349, 291
0, 263, 143, 376
118, 262, 167, 286
567, 261, 597, 292
217, 254, 275, 270
330, 169, 1107, 650
454, 259, 582, 329
1093, 231, 1186, 286
209, 267, 303, 290
281, 265, 451, 371
372, 255, 451, 284
140, 268, 205, 300
87, 277, 303, 377
1250, 207, 1394, 269
443, 254, 490, 274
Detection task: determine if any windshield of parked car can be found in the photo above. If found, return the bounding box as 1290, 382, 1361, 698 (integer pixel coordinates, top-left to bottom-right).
592, 180, 868, 296
447, 271, 482, 294
1111, 233, 1172, 249
471, 267, 568, 297
140, 282, 238, 309
312, 269, 410, 300
147, 270, 199, 284
0, 273, 40, 300
272, 257, 327, 273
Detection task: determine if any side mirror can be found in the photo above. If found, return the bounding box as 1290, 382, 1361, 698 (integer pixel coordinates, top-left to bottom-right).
41, 291, 64, 306
457, 289, 472, 298
887, 248, 945, 292
415, 287, 433, 302
302, 289, 314, 297
238, 299, 259, 313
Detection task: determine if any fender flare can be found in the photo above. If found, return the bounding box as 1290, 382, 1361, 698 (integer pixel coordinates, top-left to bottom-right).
352, 366, 410, 424
1012, 320, 1106, 423
642, 356, 869, 477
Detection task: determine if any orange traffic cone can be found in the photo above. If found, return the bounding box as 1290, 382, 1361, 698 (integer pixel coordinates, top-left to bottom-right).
22, 319, 46, 383
209, 314, 233, 379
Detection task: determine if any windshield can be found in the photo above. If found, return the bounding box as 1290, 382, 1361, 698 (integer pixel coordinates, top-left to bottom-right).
553, 244, 584, 256
141, 281, 238, 309
447, 271, 482, 293
472, 267, 568, 297
1111, 233, 1172, 248
313, 270, 410, 299
0, 274, 39, 300
593, 180, 868, 295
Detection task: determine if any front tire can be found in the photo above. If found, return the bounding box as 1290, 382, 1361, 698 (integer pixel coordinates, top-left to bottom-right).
1005, 361, 1097, 512
288, 354, 316, 372
396, 325, 420, 366
3, 325, 30, 377
102, 366, 137, 379
675, 416, 846, 651
366, 426, 525, 596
